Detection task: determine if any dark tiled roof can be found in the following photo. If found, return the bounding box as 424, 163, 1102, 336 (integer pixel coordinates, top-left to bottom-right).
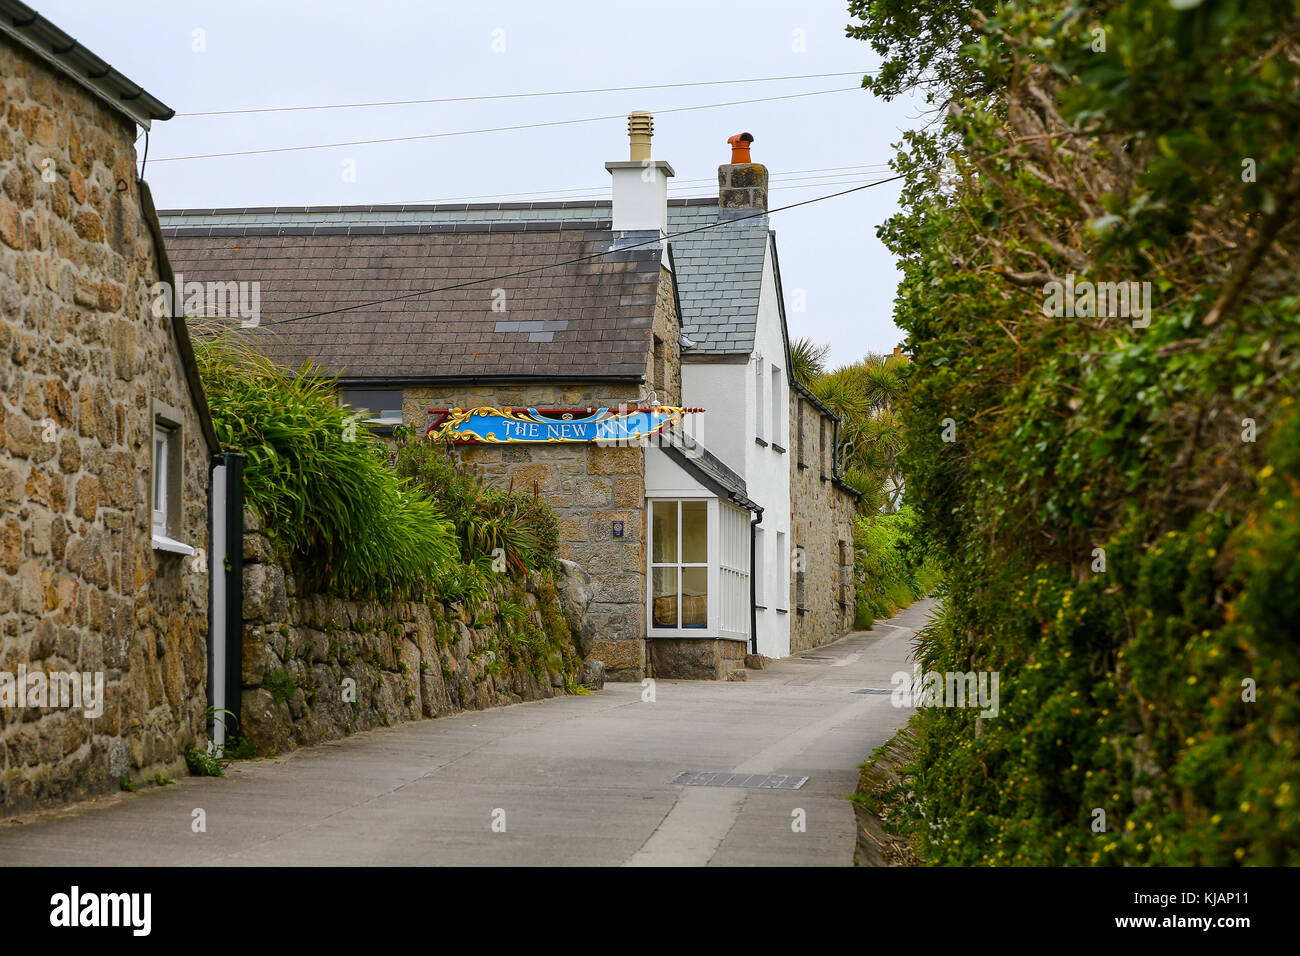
667, 204, 768, 355
161, 224, 662, 382
662, 437, 759, 512
158, 197, 766, 357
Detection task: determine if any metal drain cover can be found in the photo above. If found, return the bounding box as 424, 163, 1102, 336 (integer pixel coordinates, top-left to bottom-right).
668, 771, 808, 790
853, 688, 893, 695
799, 656, 835, 662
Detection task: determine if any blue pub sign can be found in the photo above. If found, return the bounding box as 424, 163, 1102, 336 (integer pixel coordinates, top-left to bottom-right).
427, 406, 698, 444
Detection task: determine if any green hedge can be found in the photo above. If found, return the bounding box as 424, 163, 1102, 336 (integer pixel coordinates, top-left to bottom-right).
854, 506, 938, 627
853, 0, 1300, 864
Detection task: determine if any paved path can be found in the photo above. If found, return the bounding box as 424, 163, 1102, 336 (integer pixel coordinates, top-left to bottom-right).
0, 600, 933, 867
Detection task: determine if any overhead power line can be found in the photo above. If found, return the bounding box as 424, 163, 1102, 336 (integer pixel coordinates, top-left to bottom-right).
250, 174, 906, 329
176, 70, 871, 117
152, 87, 860, 164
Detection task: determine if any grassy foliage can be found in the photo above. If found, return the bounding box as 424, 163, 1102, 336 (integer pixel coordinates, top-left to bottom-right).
197, 333, 458, 600
855, 0, 1300, 863
854, 506, 939, 627
394, 437, 559, 577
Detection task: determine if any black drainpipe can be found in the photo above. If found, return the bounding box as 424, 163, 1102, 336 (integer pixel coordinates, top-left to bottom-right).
748, 503, 764, 655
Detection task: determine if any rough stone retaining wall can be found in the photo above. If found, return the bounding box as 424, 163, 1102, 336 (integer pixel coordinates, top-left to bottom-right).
238, 512, 602, 753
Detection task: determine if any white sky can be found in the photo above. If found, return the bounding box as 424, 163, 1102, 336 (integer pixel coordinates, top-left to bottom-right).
37, 0, 925, 367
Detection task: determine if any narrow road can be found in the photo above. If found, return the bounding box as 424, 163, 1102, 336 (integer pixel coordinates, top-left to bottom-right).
0, 600, 933, 867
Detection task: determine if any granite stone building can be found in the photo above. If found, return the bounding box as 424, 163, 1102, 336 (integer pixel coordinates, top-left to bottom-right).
0, 1, 217, 812
790, 382, 858, 651
161, 113, 859, 680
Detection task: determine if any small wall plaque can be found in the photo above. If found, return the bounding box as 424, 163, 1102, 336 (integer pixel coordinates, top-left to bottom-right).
612, 521, 624, 538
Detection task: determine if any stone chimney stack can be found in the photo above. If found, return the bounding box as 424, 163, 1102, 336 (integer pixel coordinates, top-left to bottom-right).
606, 111, 675, 237
718, 132, 767, 213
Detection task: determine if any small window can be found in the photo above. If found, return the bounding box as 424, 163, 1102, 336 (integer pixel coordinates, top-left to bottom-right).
820, 419, 829, 477
151, 405, 193, 555
770, 364, 782, 446
754, 527, 766, 606
775, 530, 788, 611
796, 555, 807, 610
340, 388, 404, 427
152, 424, 170, 536
754, 357, 766, 442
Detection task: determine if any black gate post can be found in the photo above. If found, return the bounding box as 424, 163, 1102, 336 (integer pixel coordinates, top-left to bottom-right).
207, 452, 245, 750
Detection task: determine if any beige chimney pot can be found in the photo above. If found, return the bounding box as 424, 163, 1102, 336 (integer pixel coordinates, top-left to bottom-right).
628, 111, 653, 161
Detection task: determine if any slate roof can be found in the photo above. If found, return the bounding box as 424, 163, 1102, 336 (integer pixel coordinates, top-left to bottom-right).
664, 204, 769, 355
160, 222, 664, 382
662, 435, 759, 513
158, 198, 769, 359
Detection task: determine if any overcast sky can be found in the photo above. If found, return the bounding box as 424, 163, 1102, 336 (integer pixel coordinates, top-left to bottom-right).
38, 0, 923, 367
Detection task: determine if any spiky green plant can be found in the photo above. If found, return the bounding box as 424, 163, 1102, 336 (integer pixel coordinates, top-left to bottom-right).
394, 437, 559, 577
195, 330, 458, 600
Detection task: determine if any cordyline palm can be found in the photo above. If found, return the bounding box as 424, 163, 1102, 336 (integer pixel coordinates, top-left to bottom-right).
803, 350, 908, 513
789, 337, 830, 387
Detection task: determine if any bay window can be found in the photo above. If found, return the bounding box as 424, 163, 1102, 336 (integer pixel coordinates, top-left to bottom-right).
650, 499, 709, 630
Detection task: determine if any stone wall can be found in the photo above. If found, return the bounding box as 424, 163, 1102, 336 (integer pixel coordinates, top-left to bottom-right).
789, 391, 857, 652
648, 636, 747, 681
238, 511, 601, 752
0, 36, 212, 813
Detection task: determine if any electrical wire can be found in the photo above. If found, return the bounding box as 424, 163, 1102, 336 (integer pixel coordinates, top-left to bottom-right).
152, 87, 860, 164
177, 70, 871, 117
252, 174, 906, 328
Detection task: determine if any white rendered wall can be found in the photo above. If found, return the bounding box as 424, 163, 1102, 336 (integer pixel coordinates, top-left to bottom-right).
680, 236, 792, 660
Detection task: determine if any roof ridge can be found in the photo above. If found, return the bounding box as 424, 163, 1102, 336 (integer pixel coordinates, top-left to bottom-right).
156, 197, 722, 218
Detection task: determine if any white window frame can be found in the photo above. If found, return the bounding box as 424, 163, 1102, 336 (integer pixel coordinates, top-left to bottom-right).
753, 355, 766, 443
647, 496, 718, 637
754, 525, 767, 607
151, 403, 194, 555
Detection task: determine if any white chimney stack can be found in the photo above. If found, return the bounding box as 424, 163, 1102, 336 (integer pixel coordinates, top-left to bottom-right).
605, 111, 674, 237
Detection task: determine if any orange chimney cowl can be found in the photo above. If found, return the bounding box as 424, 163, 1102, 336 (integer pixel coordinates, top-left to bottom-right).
727, 132, 754, 164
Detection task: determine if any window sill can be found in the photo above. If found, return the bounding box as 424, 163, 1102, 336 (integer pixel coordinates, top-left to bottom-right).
754, 437, 768, 447
775, 607, 789, 614
754, 603, 768, 611
797, 462, 809, 470
796, 605, 810, 615
152, 534, 196, 556
771, 443, 786, 454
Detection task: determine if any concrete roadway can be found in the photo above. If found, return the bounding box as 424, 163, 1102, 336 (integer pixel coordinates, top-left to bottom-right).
0, 599, 933, 866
